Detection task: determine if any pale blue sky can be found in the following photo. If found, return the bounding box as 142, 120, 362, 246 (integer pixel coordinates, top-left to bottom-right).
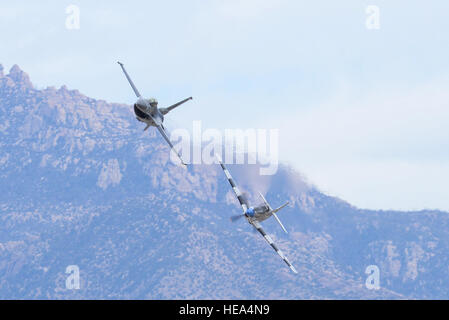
1, 1, 449, 211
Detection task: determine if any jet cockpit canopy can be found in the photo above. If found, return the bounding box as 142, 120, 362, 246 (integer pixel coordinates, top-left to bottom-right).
148, 98, 158, 107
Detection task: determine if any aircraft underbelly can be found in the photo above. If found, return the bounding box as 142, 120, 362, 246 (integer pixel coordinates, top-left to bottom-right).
134, 104, 163, 126
134, 104, 149, 119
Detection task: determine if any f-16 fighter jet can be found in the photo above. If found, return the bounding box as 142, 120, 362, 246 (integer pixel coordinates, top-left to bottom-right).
216, 156, 297, 273
117, 61, 191, 166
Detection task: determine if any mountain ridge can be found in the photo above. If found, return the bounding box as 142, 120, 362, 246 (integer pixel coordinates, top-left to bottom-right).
0, 64, 447, 299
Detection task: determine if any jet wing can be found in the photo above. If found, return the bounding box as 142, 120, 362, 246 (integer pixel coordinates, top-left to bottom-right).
117, 61, 141, 98
216, 156, 249, 213
156, 125, 187, 166
160, 97, 193, 115
251, 220, 298, 274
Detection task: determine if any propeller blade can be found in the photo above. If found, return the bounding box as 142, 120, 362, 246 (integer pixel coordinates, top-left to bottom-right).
241, 192, 250, 206
230, 214, 245, 222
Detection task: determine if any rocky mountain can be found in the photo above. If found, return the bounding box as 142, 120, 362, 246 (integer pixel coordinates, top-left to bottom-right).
0, 64, 448, 299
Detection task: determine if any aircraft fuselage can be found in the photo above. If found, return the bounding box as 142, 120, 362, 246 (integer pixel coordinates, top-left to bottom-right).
246, 204, 272, 222
133, 97, 164, 127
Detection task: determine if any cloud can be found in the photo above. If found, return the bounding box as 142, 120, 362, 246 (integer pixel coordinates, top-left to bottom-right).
276, 77, 449, 210
2, 0, 449, 211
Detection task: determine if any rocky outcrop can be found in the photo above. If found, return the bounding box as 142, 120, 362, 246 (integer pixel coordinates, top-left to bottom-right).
0, 64, 448, 299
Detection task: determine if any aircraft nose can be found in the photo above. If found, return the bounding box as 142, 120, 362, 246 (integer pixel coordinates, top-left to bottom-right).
246, 207, 255, 217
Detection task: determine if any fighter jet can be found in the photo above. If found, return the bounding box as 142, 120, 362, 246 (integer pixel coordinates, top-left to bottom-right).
216, 156, 297, 273
117, 61, 191, 166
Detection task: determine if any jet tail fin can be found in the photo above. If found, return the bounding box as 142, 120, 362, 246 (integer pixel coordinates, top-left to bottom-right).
160, 97, 193, 115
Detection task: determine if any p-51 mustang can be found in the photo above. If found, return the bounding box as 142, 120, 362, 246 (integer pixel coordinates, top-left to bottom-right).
216, 156, 297, 273
117, 61, 191, 166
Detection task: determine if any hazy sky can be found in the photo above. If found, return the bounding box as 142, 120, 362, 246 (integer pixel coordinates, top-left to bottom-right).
1, 1, 449, 211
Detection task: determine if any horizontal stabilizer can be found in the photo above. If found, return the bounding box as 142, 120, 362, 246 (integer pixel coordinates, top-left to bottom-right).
271, 201, 289, 214
258, 191, 289, 233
